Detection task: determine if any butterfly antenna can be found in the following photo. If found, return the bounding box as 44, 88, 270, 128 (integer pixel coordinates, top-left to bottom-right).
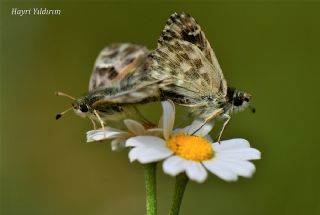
54, 91, 76, 100
56, 107, 73, 120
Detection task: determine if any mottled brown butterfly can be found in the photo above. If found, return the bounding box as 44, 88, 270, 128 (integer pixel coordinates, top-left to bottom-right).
56, 12, 254, 141
55, 43, 159, 129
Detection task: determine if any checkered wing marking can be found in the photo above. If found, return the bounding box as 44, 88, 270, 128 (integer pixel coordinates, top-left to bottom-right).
157, 12, 227, 95
90, 51, 163, 107
149, 39, 223, 106
89, 43, 150, 91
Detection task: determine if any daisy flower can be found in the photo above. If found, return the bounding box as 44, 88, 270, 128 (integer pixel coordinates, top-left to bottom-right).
87, 119, 163, 151
126, 100, 261, 183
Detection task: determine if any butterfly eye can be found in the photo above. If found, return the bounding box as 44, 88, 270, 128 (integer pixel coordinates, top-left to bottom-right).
80, 104, 88, 112
233, 97, 244, 106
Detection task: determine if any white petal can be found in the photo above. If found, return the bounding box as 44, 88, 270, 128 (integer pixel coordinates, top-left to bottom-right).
87, 128, 129, 142
161, 100, 175, 140
206, 159, 256, 178
87, 127, 124, 136
111, 139, 126, 151
203, 158, 238, 182
125, 136, 165, 148
212, 139, 250, 152
145, 128, 163, 137
217, 148, 261, 160
163, 156, 188, 176
183, 120, 214, 136
124, 119, 146, 135
204, 135, 213, 142
185, 161, 208, 183
128, 145, 172, 164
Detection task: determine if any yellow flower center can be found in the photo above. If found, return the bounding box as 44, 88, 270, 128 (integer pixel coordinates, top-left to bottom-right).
167, 133, 214, 161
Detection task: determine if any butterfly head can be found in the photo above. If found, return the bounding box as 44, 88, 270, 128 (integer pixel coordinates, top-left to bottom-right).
71, 98, 91, 118
55, 91, 92, 120
227, 87, 255, 114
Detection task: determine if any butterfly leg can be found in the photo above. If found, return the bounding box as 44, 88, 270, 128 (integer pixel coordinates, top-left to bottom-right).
90, 117, 97, 130
93, 109, 105, 130
192, 108, 224, 135
217, 114, 231, 143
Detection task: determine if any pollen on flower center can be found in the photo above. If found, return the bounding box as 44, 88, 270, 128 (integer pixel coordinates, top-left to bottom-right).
167, 133, 214, 161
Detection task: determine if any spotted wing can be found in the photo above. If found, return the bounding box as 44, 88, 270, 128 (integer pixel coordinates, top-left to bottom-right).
89, 43, 150, 91
149, 40, 222, 107
89, 52, 163, 108
157, 12, 227, 95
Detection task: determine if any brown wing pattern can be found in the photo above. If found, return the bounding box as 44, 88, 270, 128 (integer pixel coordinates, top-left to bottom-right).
89, 43, 150, 91
149, 40, 223, 107
88, 13, 228, 117
157, 12, 227, 95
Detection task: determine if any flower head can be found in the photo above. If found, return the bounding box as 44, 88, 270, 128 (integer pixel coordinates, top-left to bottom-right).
126, 100, 261, 183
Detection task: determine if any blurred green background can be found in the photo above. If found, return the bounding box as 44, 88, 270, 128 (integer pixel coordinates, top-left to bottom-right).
1, 1, 320, 215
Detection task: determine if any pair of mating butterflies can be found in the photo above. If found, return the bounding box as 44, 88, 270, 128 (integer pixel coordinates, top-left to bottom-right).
56, 12, 254, 141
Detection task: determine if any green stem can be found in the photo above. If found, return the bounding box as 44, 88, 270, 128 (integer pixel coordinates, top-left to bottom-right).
144, 163, 157, 215
169, 173, 189, 215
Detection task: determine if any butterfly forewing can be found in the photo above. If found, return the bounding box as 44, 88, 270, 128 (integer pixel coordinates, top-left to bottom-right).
150, 40, 219, 105
157, 12, 227, 96
89, 43, 150, 91
88, 43, 163, 107
85, 43, 161, 122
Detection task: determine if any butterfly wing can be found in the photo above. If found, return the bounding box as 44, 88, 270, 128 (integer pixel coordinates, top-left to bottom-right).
87, 43, 163, 112
87, 43, 162, 122
89, 43, 150, 91
157, 12, 227, 96
149, 39, 220, 106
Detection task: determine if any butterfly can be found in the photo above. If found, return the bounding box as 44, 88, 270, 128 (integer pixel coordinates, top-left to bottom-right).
55, 43, 159, 129
147, 12, 255, 139
56, 12, 254, 141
